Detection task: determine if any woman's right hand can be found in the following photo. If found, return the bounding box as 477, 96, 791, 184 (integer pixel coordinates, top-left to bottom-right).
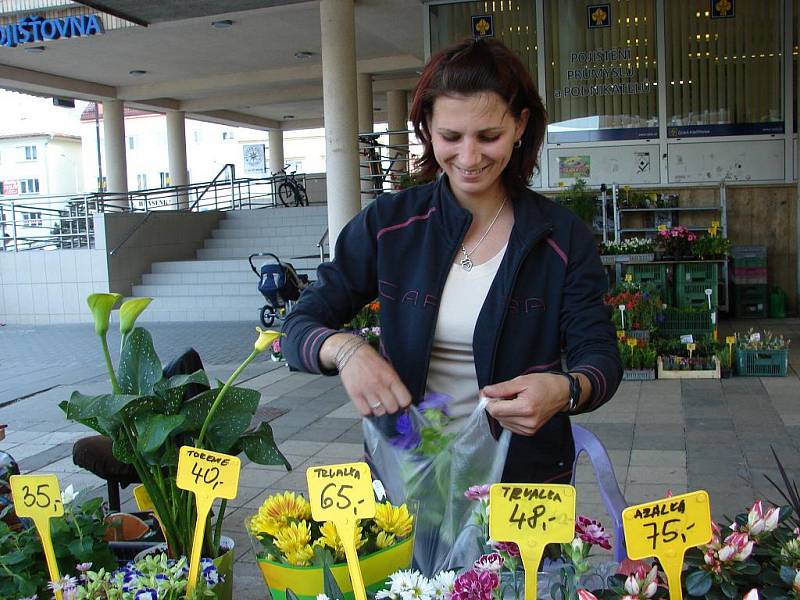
320, 333, 412, 417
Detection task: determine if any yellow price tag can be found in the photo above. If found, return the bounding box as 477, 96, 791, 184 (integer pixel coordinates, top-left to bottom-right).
176, 446, 241, 596
10, 475, 64, 600
686, 343, 696, 351
627, 338, 638, 348
623, 491, 712, 600
307, 462, 376, 600
133, 484, 167, 541
489, 484, 576, 599
617, 330, 626, 341
725, 336, 736, 345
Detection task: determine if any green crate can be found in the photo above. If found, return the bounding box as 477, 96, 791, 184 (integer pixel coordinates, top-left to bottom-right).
675, 283, 718, 310
732, 256, 767, 269
735, 348, 789, 377
625, 264, 671, 303
675, 263, 719, 285
733, 284, 768, 318
658, 308, 714, 339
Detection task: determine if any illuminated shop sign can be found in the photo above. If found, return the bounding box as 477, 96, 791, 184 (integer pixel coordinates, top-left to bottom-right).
0, 14, 104, 48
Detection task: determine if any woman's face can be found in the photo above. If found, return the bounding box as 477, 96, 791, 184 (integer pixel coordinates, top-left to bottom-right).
429, 91, 528, 205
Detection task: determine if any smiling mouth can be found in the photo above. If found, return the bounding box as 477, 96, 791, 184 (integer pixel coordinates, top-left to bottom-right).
456, 166, 489, 176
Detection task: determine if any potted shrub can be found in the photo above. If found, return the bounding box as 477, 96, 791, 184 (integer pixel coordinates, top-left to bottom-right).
59, 294, 290, 599
557, 178, 596, 226
618, 338, 657, 380
247, 488, 415, 598
0, 488, 117, 599
734, 329, 791, 377
656, 225, 697, 261
693, 222, 731, 261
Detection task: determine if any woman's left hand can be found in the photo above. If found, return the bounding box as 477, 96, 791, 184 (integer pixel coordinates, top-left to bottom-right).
482, 373, 570, 436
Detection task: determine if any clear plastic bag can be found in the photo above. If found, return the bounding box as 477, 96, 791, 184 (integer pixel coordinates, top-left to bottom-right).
362, 398, 511, 576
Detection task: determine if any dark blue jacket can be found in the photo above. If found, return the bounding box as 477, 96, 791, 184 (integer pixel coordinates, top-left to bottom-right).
283, 176, 622, 483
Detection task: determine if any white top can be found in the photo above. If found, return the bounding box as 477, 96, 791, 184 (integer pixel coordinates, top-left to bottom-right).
425, 243, 508, 432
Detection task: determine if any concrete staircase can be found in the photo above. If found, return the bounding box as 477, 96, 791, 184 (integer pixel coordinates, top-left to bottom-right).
134, 206, 328, 322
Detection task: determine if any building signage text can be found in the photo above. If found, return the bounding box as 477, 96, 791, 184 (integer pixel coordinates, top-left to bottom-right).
0, 14, 104, 48
555, 45, 651, 99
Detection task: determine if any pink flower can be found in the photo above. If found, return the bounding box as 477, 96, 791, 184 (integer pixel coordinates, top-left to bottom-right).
575, 515, 612, 550
687, 233, 697, 242
271, 338, 281, 352
577, 590, 599, 600
623, 565, 659, 598
473, 553, 504, 573
743, 590, 759, 600
451, 570, 499, 600
464, 484, 491, 500
491, 540, 521, 557
745, 500, 780, 536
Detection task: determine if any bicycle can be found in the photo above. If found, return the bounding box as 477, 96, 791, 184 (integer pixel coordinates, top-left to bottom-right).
275, 167, 309, 207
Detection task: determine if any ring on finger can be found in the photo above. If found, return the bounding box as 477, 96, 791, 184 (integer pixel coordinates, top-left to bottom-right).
369, 401, 382, 409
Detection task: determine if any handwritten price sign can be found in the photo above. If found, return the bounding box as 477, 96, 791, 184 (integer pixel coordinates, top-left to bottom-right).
10, 475, 64, 600
307, 462, 375, 600
489, 484, 576, 599
623, 491, 712, 600
177, 446, 241, 595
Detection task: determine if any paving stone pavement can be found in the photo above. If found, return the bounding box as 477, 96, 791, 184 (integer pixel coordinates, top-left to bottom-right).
0, 318, 798, 599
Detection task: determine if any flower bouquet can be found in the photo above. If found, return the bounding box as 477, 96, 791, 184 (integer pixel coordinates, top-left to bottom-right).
346, 301, 381, 351
59, 294, 290, 598
246, 488, 415, 599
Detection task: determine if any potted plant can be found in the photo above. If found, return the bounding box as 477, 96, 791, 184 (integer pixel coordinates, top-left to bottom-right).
0, 488, 117, 599
598, 238, 655, 265
604, 283, 663, 340
247, 487, 415, 598
693, 222, 731, 261
59, 294, 290, 599
656, 225, 697, 261
557, 178, 596, 226
618, 339, 657, 381
734, 329, 791, 377
655, 338, 721, 379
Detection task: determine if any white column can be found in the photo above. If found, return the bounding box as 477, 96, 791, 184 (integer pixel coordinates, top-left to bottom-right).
387, 89, 409, 178
357, 72, 374, 200
320, 0, 361, 253
268, 129, 284, 175
166, 110, 189, 209
103, 99, 128, 207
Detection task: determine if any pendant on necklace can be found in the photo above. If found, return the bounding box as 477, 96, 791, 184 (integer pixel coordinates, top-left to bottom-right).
460, 247, 473, 271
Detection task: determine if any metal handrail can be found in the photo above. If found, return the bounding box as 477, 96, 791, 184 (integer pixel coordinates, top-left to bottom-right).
189, 163, 236, 211
317, 227, 329, 263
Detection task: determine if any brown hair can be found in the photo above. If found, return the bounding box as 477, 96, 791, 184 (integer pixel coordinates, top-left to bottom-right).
409, 38, 546, 199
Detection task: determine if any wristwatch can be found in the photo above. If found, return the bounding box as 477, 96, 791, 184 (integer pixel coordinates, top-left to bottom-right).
551, 371, 582, 414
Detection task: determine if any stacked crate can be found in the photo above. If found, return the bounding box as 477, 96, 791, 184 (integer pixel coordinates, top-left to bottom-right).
625, 264, 671, 305
730, 246, 768, 318
674, 263, 719, 310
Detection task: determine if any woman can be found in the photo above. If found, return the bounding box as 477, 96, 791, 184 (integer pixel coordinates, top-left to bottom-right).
283, 38, 621, 484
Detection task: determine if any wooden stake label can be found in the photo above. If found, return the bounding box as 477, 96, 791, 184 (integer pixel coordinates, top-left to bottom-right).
176, 446, 241, 595
623, 491, 712, 600
307, 462, 376, 600
489, 484, 576, 599
10, 474, 64, 600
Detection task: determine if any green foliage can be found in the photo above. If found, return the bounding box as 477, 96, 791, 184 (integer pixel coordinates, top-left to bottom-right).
557, 178, 596, 224
693, 233, 731, 259
0, 492, 116, 600
735, 329, 791, 350
60, 325, 290, 560
617, 341, 657, 370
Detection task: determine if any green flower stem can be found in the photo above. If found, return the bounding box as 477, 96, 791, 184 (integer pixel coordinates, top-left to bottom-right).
197, 349, 258, 446
100, 334, 120, 394
212, 499, 227, 557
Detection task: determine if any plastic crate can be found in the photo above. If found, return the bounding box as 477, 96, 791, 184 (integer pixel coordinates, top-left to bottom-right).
623, 369, 656, 381
658, 308, 714, 339
675, 263, 719, 284
625, 264, 671, 304
733, 284, 768, 318
675, 283, 717, 310
732, 256, 767, 269
735, 348, 789, 377
731, 266, 767, 284
730, 245, 767, 259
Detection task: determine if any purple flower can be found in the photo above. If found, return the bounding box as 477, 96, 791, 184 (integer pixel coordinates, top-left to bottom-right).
575, 515, 612, 550
491, 540, 521, 557
390, 412, 421, 449
464, 484, 491, 500
133, 589, 158, 600
419, 391, 453, 415
452, 570, 499, 600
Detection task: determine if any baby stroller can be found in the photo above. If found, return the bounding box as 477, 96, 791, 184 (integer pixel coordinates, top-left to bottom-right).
249, 252, 309, 327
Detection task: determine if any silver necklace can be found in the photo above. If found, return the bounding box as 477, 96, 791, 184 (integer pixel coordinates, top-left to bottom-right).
459, 197, 507, 271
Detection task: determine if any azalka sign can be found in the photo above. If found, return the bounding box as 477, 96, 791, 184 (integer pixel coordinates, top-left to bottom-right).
0, 14, 104, 48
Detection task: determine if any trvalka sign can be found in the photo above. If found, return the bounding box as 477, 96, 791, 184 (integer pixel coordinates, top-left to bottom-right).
0, 14, 104, 48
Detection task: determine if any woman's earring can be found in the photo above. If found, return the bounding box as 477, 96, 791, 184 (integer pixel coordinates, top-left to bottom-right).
514, 139, 523, 149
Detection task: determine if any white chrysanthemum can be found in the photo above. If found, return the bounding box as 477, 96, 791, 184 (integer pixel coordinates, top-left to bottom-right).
388, 569, 435, 600
430, 570, 457, 599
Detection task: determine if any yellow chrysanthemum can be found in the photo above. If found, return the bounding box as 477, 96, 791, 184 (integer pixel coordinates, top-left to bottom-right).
313, 521, 367, 556
375, 531, 397, 549
248, 492, 312, 537
284, 544, 315, 566
372, 502, 413, 539
274, 520, 313, 557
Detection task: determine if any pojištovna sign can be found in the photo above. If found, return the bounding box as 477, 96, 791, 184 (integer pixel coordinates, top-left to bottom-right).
0, 14, 104, 48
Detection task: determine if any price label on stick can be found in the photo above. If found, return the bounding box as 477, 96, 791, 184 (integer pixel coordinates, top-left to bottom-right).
177, 446, 241, 596
489, 484, 576, 599
307, 462, 375, 600
623, 491, 712, 600
10, 475, 64, 600
133, 484, 167, 541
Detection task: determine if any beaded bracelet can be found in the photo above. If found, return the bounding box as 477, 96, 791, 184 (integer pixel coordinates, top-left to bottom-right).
334, 335, 367, 372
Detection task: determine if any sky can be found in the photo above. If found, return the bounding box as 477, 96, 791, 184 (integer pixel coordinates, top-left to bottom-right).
0, 89, 87, 137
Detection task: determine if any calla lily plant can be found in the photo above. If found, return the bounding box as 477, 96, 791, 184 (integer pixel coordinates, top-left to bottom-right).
60, 294, 290, 559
